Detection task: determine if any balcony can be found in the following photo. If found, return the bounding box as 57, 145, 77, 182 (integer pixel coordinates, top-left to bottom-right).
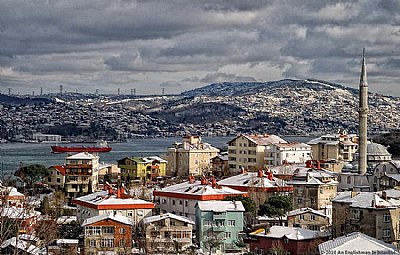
66, 164, 93, 169
212, 225, 225, 232
213, 214, 226, 221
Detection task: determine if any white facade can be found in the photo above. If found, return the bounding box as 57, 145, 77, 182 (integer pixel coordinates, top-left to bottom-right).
265, 143, 312, 166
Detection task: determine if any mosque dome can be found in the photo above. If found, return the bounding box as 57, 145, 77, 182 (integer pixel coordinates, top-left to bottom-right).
367, 143, 391, 156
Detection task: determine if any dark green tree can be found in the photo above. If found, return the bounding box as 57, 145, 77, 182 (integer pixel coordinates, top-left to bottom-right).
258, 196, 291, 225
58, 221, 83, 239
14, 164, 50, 189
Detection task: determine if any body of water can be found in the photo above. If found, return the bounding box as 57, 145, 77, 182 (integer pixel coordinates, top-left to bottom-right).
0, 136, 312, 177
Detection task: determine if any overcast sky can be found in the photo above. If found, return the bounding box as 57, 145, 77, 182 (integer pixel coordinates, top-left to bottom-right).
0, 0, 399, 96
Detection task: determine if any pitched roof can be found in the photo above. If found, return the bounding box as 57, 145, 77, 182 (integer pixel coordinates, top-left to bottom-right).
1, 237, 42, 254
142, 213, 195, 225
250, 226, 329, 240
196, 201, 245, 212
66, 152, 97, 160
50, 165, 66, 175
82, 213, 134, 226
244, 134, 288, 145
218, 172, 286, 188
332, 192, 400, 209
287, 207, 328, 218
318, 232, 399, 254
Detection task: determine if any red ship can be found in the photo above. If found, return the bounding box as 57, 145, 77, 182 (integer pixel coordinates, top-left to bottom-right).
51, 140, 112, 153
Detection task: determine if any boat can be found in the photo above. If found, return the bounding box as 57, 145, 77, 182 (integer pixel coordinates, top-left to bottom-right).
51, 140, 112, 153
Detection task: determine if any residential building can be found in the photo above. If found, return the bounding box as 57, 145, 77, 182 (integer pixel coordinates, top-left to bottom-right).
370, 160, 400, 191
166, 136, 219, 176
210, 152, 229, 177
265, 142, 312, 166
287, 207, 330, 232
47, 165, 66, 191
0, 186, 25, 207
83, 214, 133, 255
332, 190, 400, 246
153, 176, 247, 221
64, 152, 100, 199
217, 169, 293, 209
73, 186, 154, 225
319, 232, 399, 255
287, 168, 338, 211
32, 132, 62, 143
1, 207, 40, 234
141, 213, 195, 253
195, 201, 245, 254
307, 130, 359, 162
97, 163, 120, 182
228, 134, 288, 174
47, 239, 79, 255
245, 226, 329, 255
1, 237, 44, 255
117, 156, 167, 182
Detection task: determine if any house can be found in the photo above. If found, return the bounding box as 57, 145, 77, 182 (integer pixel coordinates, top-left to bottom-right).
0, 237, 44, 255
332, 190, 400, 246
64, 152, 100, 199
47, 165, 66, 191
83, 214, 133, 255
0, 186, 25, 207
210, 152, 229, 177
287, 208, 330, 232
319, 232, 399, 255
287, 168, 338, 212
245, 226, 330, 255
153, 176, 247, 221
117, 156, 167, 182
141, 213, 195, 254
1, 207, 41, 234
97, 163, 120, 182
73, 185, 154, 225
227, 134, 288, 174
47, 239, 79, 255
195, 201, 245, 254
217, 169, 293, 209
370, 160, 400, 191
166, 136, 219, 176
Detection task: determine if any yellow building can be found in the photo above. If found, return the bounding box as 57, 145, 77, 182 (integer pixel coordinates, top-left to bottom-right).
117, 156, 167, 182
227, 134, 287, 174
307, 130, 358, 161
166, 136, 219, 176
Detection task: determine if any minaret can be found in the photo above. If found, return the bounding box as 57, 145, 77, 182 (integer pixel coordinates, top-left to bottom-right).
358, 48, 368, 175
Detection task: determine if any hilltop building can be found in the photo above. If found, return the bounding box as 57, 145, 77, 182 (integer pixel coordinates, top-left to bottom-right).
117, 156, 167, 182
166, 136, 219, 176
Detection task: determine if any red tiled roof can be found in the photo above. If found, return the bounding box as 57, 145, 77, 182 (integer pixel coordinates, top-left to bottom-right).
51, 165, 66, 176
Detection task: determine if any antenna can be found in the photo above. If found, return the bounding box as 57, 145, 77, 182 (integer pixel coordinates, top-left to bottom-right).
8, 88, 11, 96
60, 85, 63, 94
118, 88, 120, 95
131, 89, 134, 96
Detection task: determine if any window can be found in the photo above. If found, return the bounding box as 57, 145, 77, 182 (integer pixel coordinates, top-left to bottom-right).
172, 200, 176, 205
128, 211, 133, 217
185, 201, 188, 207
383, 229, 391, 238
89, 240, 96, 247
56, 178, 60, 183
383, 213, 391, 223
119, 239, 125, 247
103, 227, 114, 234
119, 228, 126, 234
179, 200, 183, 205
204, 220, 212, 226
171, 220, 176, 226
85, 226, 101, 236
162, 199, 166, 204
310, 215, 316, 221
347, 176, 351, 184
101, 239, 114, 248
298, 198, 303, 204
299, 215, 304, 220
228, 220, 235, 226
224, 232, 232, 239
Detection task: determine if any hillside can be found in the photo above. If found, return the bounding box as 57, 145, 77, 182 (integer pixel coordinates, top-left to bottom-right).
0, 94, 54, 105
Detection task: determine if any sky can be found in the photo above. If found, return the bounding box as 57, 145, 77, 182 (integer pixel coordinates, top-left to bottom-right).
0, 0, 399, 96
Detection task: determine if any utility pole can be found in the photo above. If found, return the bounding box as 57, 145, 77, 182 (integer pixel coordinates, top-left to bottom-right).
40, 87, 43, 96
118, 88, 120, 95
162, 88, 165, 96
60, 85, 63, 94
8, 88, 11, 96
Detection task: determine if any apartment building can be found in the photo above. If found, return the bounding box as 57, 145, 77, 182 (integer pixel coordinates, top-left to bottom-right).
195, 201, 245, 254
64, 152, 100, 199
266, 142, 312, 166
47, 165, 66, 191
117, 156, 167, 182
141, 213, 195, 253
73, 186, 154, 225
153, 176, 247, 221
167, 136, 219, 176
332, 190, 400, 246
287, 207, 330, 232
83, 214, 133, 255
228, 134, 288, 174
307, 130, 358, 161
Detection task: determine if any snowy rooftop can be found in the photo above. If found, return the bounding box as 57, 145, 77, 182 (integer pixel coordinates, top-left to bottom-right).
244, 134, 288, 146
142, 213, 195, 225
82, 213, 133, 226
73, 190, 154, 207
197, 201, 245, 212
287, 207, 328, 218
66, 152, 98, 160
127, 156, 167, 163
319, 232, 399, 254
218, 172, 287, 188
333, 191, 400, 209
274, 142, 311, 148
156, 180, 246, 197
1, 237, 42, 254
1, 207, 41, 219
251, 226, 329, 240
56, 216, 77, 224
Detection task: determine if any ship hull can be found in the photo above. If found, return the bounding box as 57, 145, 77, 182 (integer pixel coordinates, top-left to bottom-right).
51, 146, 112, 153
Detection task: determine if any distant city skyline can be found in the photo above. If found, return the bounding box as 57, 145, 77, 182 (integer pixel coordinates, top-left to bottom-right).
0, 1, 399, 96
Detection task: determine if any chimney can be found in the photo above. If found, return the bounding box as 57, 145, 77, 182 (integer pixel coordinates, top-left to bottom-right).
382, 191, 387, 200
201, 177, 207, 185
258, 170, 263, 178
211, 177, 217, 188
371, 198, 376, 207
316, 161, 321, 170
233, 200, 237, 210
188, 175, 195, 184
268, 171, 273, 181
305, 160, 312, 168
117, 187, 121, 198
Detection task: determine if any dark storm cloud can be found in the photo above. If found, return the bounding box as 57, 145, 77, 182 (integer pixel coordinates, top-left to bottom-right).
0, 0, 399, 95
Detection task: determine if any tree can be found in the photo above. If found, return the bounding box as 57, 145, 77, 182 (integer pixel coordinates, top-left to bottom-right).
39, 196, 50, 215
58, 221, 83, 239
203, 230, 224, 255
258, 196, 291, 225
224, 195, 256, 227
14, 164, 50, 189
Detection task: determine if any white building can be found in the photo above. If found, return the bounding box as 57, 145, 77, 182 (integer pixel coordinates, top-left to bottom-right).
265, 142, 312, 166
